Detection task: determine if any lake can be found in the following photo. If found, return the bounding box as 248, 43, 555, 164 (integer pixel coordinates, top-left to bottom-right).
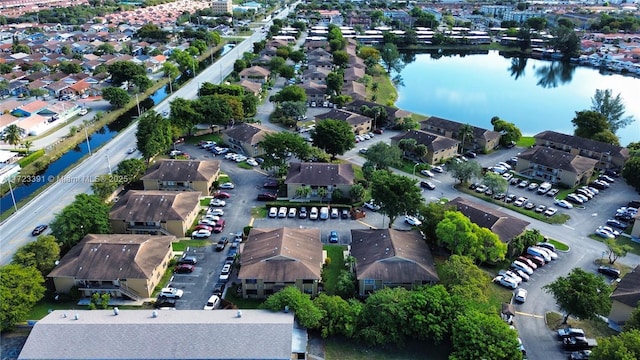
395, 50, 640, 145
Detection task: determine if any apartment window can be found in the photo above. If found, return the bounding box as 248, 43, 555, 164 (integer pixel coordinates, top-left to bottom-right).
364, 279, 375, 285
246, 279, 257, 284
302, 279, 314, 284
246, 289, 257, 295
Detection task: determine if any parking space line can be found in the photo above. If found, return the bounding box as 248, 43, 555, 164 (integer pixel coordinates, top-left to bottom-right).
515, 311, 544, 319
254, 168, 269, 176
248, 217, 255, 227
562, 224, 575, 230
356, 220, 377, 229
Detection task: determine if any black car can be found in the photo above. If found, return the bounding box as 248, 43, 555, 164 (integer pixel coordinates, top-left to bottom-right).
212, 282, 226, 296
263, 181, 278, 189
469, 182, 480, 190
420, 181, 436, 190
257, 192, 277, 201
615, 213, 633, 222
31, 224, 48, 236
155, 297, 177, 308
505, 194, 517, 203
569, 350, 592, 360
299, 207, 308, 219
598, 265, 621, 278
606, 219, 628, 230
215, 237, 229, 252
562, 337, 597, 351
177, 256, 197, 265
341, 209, 349, 219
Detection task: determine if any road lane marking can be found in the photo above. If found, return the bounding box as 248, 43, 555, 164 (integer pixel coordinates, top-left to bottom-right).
515, 311, 544, 319
356, 220, 377, 229
249, 217, 255, 227
563, 224, 575, 230
254, 168, 268, 176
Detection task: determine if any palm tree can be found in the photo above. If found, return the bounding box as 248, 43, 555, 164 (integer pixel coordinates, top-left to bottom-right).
458, 124, 474, 154
21, 139, 33, 153
317, 187, 328, 203
295, 185, 311, 199
4, 124, 22, 147
415, 144, 427, 160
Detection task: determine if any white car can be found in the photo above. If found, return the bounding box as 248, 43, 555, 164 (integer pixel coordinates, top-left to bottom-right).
363, 200, 381, 211
126, 147, 136, 154
288, 207, 297, 218
404, 215, 422, 226
514, 288, 528, 303
493, 275, 518, 289
511, 260, 534, 275
309, 207, 319, 220
598, 226, 620, 237
420, 169, 434, 177
431, 166, 444, 173
160, 287, 183, 299
498, 270, 522, 284
246, 158, 258, 166
208, 208, 224, 216
278, 207, 288, 218
544, 207, 558, 216
595, 228, 615, 239
203, 295, 220, 310
191, 229, 212, 238
210, 199, 226, 207
554, 199, 573, 209
235, 155, 248, 163
268, 207, 278, 218
511, 268, 530, 282
514, 197, 528, 207
219, 182, 235, 189
219, 264, 231, 281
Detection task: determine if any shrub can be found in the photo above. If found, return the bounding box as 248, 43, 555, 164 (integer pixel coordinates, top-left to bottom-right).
17, 149, 45, 167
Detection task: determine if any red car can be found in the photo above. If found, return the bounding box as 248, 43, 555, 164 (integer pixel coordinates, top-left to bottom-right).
194, 224, 213, 232
174, 264, 195, 273
213, 219, 226, 233
214, 191, 231, 199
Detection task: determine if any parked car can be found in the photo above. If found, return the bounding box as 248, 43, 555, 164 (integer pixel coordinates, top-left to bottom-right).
278, 207, 288, 218
475, 184, 488, 193
569, 350, 592, 360
268, 207, 278, 218
514, 288, 528, 303
263, 181, 279, 189
159, 287, 183, 299
420, 169, 435, 177
194, 224, 213, 232
518, 180, 529, 188
558, 328, 586, 339
536, 242, 556, 253
214, 191, 231, 199
595, 228, 615, 239
420, 181, 436, 190
527, 247, 551, 262
498, 270, 522, 284
493, 275, 518, 289
511, 260, 534, 275
191, 229, 211, 239
598, 265, 621, 278
257, 193, 277, 201
208, 208, 224, 217
517, 256, 538, 270
562, 337, 597, 351
299, 207, 308, 219
511, 268, 530, 282
154, 297, 177, 308
514, 197, 528, 207
203, 295, 220, 310
219, 264, 231, 281
178, 256, 197, 265
524, 201, 536, 210
525, 254, 546, 267
213, 219, 225, 233
341, 209, 349, 219
210, 199, 226, 207
319, 207, 329, 220
363, 199, 381, 211
404, 215, 422, 226
535, 204, 547, 213
31, 224, 48, 236
555, 199, 574, 209
309, 207, 319, 220
606, 219, 628, 230
328, 231, 339, 243
505, 194, 517, 203
174, 264, 195, 273
544, 207, 558, 216
212, 282, 226, 296
216, 237, 229, 252
219, 182, 235, 189
527, 182, 539, 191
546, 188, 560, 197
431, 166, 444, 173
330, 208, 339, 219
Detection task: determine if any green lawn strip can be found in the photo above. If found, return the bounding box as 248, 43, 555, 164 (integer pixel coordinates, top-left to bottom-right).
516, 137, 535, 148
251, 206, 268, 218
324, 336, 450, 360
393, 159, 430, 176
200, 198, 211, 206
237, 162, 253, 170
589, 234, 640, 256
184, 133, 224, 145
547, 239, 570, 251
224, 284, 263, 309
545, 312, 617, 339
322, 245, 347, 295
458, 186, 570, 224
556, 188, 574, 200
28, 299, 82, 320
369, 70, 398, 105
172, 239, 210, 252
218, 174, 232, 184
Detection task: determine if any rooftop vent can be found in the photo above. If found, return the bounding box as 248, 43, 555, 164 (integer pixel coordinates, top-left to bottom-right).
113, 307, 119, 316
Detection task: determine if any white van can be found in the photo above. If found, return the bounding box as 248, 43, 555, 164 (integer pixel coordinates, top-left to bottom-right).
534, 246, 558, 260
527, 246, 551, 262
537, 182, 552, 195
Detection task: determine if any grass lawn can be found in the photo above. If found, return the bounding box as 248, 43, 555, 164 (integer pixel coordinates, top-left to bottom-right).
184, 133, 223, 145
200, 198, 211, 206
28, 299, 83, 320
324, 336, 450, 360
368, 67, 398, 106
548, 239, 570, 251
516, 137, 535, 148
251, 206, 268, 218
172, 239, 210, 252
589, 234, 640, 256
545, 312, 617, 339
393, 159, 430, 176
237, 162, 253, 170
224, 284, 263, 309
218, 174, 232, 184
322, 245, 347, 295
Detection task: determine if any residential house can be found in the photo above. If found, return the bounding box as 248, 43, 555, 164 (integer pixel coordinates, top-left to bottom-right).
239, 79, 262, 97
350, 229, 439, 296
420, 116, 501, 153
516, 146, 598, 188
302, 66, 331, 83
447, 197, 530, 244
534, 130, 630, 170
18, 310, 307, 360
341, 81, 366, 101
238, 227, 324, 299
285, 162, 354, 201
222, 122, 274, 157
631, 211, 640, 238
141, 159, 220, 196
307, 56, 334, 70
109, 190, 201, 237
343, 66, 364, 82
391, 129, 460, 164
239, 65, 270, 83
345, 99, 411, 126
314, 108, 373, 135
609, 265, 640, 325
47, 234, 175, 300
300, 81, 327, 104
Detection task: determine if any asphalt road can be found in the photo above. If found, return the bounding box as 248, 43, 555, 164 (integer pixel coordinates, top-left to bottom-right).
0, 7, 295, 265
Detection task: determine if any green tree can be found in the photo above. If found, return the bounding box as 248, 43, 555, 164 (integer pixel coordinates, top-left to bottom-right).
415, 144, 428, 159
29, 88, 47, 100
349, 183, 365, 202
543, 268, 612, 324
398, 138, 417, 156
447, 160, 482, 184
572, 110, 610, 139
482, 172, 508, 195
358, 46, 381, 64
279, 101, 307, 121
458, 123, 474, 153
591, 89, 635, 134
358, 287, 412, 345
259, 132, 310, 176
12, 235, 60, 276
279, 65, 295, 80
21, 140, 33, 154
605, 238, 633, 265
131, 74, 152, 93
491, 117, 522, 146
169, 97, 202, 135
364, 142, 402, 170
371, 171, 423, 227
107, 61, 146, 87
114, 158, 147, 186
91, 174, 120, 200
3, 124, 22, 147
136, 110, 173, 162
622, 157, 640, 193
332, 50, 349, 67
326, 71, 344, 96
450, 310, 522, 360
271, 85, 307, 103
233, 59, 247, 73
418, 201, 450, 246
162, 62, 180, 83
380, 43, 403, 73
50, 194, 111, 249
313, 293, 361, 338
311, 120, 355, 159
437, 255, 490, 303
526, 17, 547, 31
0, 264, 45, 331
624, 304, 640, 331
102, 87, 131, 108
436, 211, 506, 263
590, 329, 640, 360
58, 61, 82, 74
294, 185, 311, 199
95, 43, 115, 55
261, 286, 322, 328
508, 229, 543, 258
334, 270, 357, 299
549, 26, 580, 59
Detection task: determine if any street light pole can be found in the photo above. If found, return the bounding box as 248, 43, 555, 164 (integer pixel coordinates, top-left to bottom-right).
7, 179, 18, 212
135, 93, 141, 117
413, 162, 420, 176
84, 125, 92, 156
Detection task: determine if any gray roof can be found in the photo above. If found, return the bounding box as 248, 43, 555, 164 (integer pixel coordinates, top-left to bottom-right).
391, 129, 460, 153
47, 234, 174, 280
18, 310, 296, 360
518, 146, 598, 174
285, 162, 354, 186
345, 99, 411, 121
535, 130, 630, 160
612, 265, 640, 308
350, 229, 439, 283
238, 228, 323, 282
421, 116, 501, 142
447, 197, 530, 243
224, 122, 273, 146
109, 190, 201, 222
314, 108, 372, 127
141, 159, 220, 183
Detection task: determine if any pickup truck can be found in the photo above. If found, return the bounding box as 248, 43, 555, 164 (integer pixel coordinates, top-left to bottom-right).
562, 337, 597, 351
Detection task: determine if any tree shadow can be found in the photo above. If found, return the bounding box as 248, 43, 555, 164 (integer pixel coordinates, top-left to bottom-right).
535, 61, 576, 88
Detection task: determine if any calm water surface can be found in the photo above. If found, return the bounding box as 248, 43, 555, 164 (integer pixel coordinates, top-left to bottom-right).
395, 50, 640, 145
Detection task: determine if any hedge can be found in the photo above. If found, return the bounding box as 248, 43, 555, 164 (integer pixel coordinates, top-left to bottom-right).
17, 149, 45, 167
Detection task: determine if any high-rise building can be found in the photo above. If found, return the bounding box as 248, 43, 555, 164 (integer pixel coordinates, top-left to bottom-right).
211, 0, 232, 15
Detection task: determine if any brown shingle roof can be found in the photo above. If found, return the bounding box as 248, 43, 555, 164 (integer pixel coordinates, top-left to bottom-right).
391, 129, 460, 153
239, 65, 270, 77
350, 229, 439, 283
224, 122, 274, 146
535, 130, 630, 160
141, 159, 220, 183
447, 197, 530, 243
518, 146, 598, 174
47, 234, 175, 280
612, 265, 640, 307
109, 190, 201, 222
238, 228, 322, 282
314, 108, 372, 127
285, 162, 354, 186
421, 116, 501, 142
